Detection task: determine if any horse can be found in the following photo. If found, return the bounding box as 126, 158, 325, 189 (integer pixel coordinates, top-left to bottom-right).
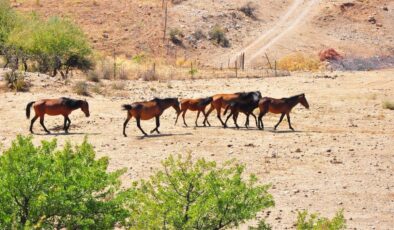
257, 93, 309, 131
122, 97, 180, 137
203, 91, 262, 127
223, 99, 259, 129
175, 97, 213, 127
26, 97, 90, 134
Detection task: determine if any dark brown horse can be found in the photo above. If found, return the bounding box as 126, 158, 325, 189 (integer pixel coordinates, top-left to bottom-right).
175, 97, 213, 127
122, 97, 180, 137
258, 93, 309, 130
26, 97, 90, 134
203, 91, 262, 127
223, 99, 259, 129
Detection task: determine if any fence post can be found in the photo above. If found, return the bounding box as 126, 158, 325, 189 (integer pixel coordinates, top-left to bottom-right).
235, 60, 238, 78
113, 48, 116, 80
163, 1, 168, 42
265, 52, 272, 70
274, 60, 277, 77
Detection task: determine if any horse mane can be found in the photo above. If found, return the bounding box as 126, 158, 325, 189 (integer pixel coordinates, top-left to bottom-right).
197, 97, 213, 107
61, 97, 82, 109
283, 94, 304, 102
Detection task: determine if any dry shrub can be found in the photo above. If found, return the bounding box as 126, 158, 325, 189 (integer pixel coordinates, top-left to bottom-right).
117, 65, 129, 80
111, 81, 126, 90
4, 71, 29, 92
86, 70, 100, 82
383, 100, 394, 110
140, 69, 158, 81
277, 53, 321, 71
208, 25, 230, 48
239, 2, 257, 20
175, 58, 192, 67
73, 81, 89, 96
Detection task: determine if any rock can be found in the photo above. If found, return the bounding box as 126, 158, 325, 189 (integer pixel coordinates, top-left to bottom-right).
295, 148, 302, 153
382, 6, 388, 11
102, 33, 109, 39
368, 16, 376, 24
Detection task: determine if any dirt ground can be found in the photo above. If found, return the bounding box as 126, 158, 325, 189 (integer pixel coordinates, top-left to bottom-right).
1, 70, 394, 229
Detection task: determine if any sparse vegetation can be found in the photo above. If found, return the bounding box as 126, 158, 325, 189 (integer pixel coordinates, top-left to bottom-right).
169, 27, 184, 45
277, 53, 321, 71
140, 68, 158, 81
209, 25, 230, 48
73, 81, 89, 96
125, 154, 274, 229
86, 70, 100, 82
4, 71, 29, 91
239, 2, 258, 20
296, 209, 346, 230
382, 100, 394, 110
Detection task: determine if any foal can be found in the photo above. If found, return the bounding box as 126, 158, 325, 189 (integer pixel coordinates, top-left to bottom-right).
203, 91, 262, 127
122, 97, 180, 137
175, 97, 213, 127
258, 93, 309, 130
26, 97, 90, 134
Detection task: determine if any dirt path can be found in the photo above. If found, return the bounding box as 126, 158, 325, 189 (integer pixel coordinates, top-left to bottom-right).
1, 70, 394, 229
233, 0, 319, 67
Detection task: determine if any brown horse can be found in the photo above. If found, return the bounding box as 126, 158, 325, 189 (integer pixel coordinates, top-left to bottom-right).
203, 91, 262, 127
26, 97, 90, 134
175, 97, 213, 127
258, 93, 309, 131
223, 99, 259, 129
122, 97, 180, 137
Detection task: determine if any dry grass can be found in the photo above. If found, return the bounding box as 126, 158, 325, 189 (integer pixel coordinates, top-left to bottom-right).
382, 100, 394, 110
4, 72, 30, 92
73, 81, 90, 96
111, 81, 126, 90
277, 53, 321, 71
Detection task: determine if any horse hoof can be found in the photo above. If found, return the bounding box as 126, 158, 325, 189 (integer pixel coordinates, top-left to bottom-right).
123, 134, 127, 137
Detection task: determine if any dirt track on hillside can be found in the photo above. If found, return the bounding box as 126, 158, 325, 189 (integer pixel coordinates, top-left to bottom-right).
1, 70, 394, 229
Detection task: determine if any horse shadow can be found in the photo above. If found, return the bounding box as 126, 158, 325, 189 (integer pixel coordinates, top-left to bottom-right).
35, 132, 101, 136
137, 132, 193, 139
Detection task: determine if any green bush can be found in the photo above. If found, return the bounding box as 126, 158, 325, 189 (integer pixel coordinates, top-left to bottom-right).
0, 135, 129, 229
125, 154, 274, 229
296, 209, 346, 230
209, 25, 230, 48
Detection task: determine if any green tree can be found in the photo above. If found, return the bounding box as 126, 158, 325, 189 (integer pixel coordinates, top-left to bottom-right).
126, 154, 274, 229
296, 209, 346, 230
0, 0, 17, 44
0, 135, 128, 229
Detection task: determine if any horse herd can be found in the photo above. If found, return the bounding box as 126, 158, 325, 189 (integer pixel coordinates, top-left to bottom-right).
25, 91, 310, 136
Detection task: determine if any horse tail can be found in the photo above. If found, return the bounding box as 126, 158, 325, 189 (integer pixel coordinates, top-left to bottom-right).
26, 101, 35, 119
122, 104, 133, 111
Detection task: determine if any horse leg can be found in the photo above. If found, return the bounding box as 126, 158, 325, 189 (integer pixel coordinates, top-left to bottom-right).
224, 111, 233, 128
286, 113, 294, 131
258, 113, 264, 130
203, 105, 214, 126
66, 117, 72, 132
136, 117, 148, 136
30, 115, 38, 133
39, 116, 50, 134
274, 113, 285, 130
63, 116, 69, 133
233, 112, 240, 129
216, 107, 225, 127
182, 110, 188, 127
250, 113, 258, 128
123, 114, 132, 137
175, 109, 181, 125
245, 114, 250, 129
150, 116, 161, 134
195, 111, 201, 127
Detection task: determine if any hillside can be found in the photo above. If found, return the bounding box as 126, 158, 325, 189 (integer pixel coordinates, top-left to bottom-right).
14, 0, 394, 67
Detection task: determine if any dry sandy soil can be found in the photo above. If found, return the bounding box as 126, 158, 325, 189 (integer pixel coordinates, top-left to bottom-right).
1, 69, 393, 229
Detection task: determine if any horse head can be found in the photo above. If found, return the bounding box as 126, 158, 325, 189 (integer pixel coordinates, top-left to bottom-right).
299, 94, 309, 109
81, 99, 90, 117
